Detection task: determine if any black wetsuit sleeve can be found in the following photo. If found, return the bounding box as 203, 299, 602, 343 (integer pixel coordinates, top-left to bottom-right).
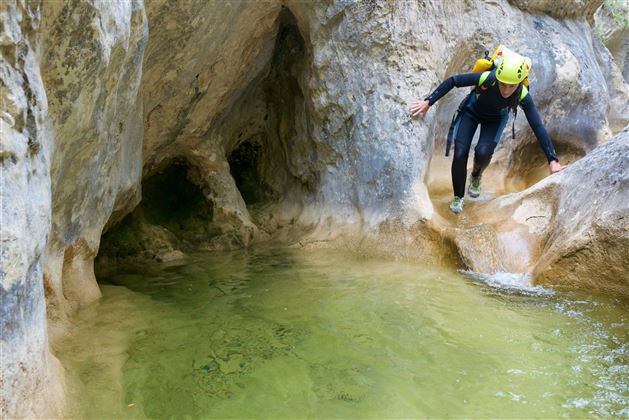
520, 94, 559, 162
424, 72, 482, 106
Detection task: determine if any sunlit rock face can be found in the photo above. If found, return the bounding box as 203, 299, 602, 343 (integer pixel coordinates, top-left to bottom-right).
0, 1, 63, 417
39, 0, 148, 341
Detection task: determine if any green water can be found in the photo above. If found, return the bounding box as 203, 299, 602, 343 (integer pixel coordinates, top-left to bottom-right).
61, 247, 628, 418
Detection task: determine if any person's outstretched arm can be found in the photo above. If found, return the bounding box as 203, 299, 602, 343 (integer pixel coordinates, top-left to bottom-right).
410, 72, 481, 116
520, 93, 566, 174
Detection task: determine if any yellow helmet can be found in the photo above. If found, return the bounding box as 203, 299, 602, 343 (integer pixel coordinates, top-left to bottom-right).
495, 53, 532, 84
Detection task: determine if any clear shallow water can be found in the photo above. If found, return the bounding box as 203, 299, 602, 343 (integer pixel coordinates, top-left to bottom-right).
61, 247, 628, 418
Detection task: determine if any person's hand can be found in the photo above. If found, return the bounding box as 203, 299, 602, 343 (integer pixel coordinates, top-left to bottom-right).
410, 100, 430, 117
549, 160, 566, 174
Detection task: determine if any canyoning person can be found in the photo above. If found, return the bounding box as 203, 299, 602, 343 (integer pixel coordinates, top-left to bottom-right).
410, 46, 566, 214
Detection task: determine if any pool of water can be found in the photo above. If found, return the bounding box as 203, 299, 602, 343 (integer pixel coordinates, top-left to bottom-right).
60, 247, 628, 418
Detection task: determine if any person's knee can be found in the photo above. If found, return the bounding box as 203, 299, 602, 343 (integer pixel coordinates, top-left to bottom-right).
453, 145, 469, 162
474, 144, 495, 163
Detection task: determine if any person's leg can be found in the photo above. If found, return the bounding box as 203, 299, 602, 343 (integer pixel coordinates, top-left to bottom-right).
467, 113, 508, 198
472, 113, 508, 179
451, 112, 478, 199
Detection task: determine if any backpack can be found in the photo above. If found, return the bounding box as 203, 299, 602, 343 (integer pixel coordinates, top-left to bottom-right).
445, 45, 531, 156
471, 44, 531, 88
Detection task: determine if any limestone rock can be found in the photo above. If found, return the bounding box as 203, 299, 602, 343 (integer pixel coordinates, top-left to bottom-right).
1, 0, 147, 415
595, 1, 629, 83
531, 130, 629, 294
100, 0, 628, 266
0, 0, 64, 417
508, 0, 603, 23
40, 0, 148, 340
455, 129, 629, 296
2, 1, 629, 417
139, 0, 283, 239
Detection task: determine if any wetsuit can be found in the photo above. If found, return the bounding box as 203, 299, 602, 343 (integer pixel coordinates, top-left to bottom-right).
426, 71, 558, 199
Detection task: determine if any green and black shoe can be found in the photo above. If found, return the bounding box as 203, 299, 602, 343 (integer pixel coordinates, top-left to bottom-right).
468, 176, 481, 198
449, 196, 464, 214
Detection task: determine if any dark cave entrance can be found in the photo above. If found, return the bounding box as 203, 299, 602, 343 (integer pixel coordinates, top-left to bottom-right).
97, 7, 315, 267
96, 160, 214, 265
225, 7, 313, 214
140, 162, 213, 231
228, 139, 265, 206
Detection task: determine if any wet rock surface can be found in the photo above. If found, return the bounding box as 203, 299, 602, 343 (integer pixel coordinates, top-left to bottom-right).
450, 130, 629, 296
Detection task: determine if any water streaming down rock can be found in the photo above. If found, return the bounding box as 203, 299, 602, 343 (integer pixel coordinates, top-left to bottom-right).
1, 0, 629, 417
450, 131, 629, 296
461, 271, 555, 295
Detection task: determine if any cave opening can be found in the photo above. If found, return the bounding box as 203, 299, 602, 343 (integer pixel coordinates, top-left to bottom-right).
96, 160, 214, 266
98, 6, 314, 266
228, 139, 265, 206
225, 7, 313, 216
141, 162, 213, 231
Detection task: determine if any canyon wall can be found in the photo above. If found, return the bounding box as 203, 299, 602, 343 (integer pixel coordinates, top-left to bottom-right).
1, 0, 627, 417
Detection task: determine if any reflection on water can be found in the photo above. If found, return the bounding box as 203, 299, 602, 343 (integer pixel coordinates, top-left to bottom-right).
60, 247, 628, 418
